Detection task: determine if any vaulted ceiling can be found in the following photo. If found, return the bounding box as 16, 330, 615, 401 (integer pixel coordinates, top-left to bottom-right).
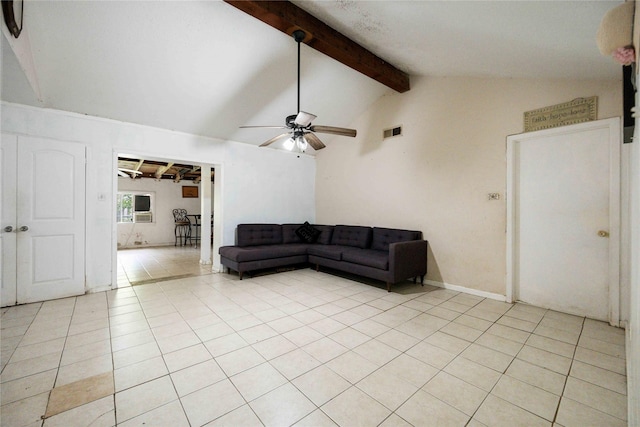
1, 1, 623, 151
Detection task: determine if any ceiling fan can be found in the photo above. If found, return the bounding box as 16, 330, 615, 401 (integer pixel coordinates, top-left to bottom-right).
240, 30, 357, 152
117, 168, 143, 178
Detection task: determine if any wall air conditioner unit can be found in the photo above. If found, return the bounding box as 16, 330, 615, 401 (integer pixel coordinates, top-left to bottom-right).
134, 212, 153, 223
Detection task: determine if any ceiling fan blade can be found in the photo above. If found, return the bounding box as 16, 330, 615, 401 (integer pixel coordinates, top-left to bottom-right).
117, 170, 129, 178
304, 133, 326, 150
294, 111, 317, 127
260, 133, 291, 147
119, 168, 142, 175
309, 125, 357, 137
241, 125, 288, 129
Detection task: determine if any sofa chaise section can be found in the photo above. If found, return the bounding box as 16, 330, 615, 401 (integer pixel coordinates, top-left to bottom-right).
219, 224, 309, 280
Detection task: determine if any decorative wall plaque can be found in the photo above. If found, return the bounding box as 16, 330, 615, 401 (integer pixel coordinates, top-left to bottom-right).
524, 97, 598, 132
182, 186, 198, 198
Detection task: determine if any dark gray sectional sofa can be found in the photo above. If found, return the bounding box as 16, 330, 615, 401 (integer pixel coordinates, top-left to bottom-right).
219, 223, 428, 292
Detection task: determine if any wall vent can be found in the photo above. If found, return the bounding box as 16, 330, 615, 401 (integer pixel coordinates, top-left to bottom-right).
134, 212, 153, 223
383, 125, 402, 139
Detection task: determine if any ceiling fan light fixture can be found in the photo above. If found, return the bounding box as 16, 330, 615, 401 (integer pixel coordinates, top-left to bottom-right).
296, 135, 308, 152
283, 137, 295, 151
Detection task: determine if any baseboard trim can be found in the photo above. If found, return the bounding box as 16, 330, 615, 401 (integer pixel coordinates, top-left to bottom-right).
424, 279, 506, 302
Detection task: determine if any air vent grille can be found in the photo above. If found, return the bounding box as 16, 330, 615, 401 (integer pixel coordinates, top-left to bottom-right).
383, 126, 402, 139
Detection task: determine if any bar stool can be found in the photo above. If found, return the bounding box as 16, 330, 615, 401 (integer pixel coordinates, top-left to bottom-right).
190, 214, 201, 248
172, 209, 191, 246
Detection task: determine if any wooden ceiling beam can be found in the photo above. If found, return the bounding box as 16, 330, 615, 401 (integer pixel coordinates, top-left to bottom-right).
155, 162, 174, 180
223, 0, 410, 93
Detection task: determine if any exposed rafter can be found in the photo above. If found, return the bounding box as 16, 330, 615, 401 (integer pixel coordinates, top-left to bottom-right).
175, 166, 201, 183
155, 162, 174, 180
223, 0, 410, 93
118, 157, 214, 182
133, 159, 144, 179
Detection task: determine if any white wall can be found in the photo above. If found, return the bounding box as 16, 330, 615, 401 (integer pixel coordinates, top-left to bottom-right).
1, 102, 316, 292
626, 4, 639, 421
116, 177, 213, 248
627, 97, 639, 426
316, 76, 622, 298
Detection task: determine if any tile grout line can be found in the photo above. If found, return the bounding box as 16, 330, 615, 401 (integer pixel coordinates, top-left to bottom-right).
1, 264, 629, 427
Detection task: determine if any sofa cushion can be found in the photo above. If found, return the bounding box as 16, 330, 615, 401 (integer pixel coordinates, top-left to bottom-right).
371, 227, 422, 251
295, 222, 321, 243
282, 224, 304, 244
237, 224, 283, 247
307, 245, 345, 261
330, 225, 372, 249
342, 248, 389, 270
220, 244, 308, 262
313, 225, 334, 245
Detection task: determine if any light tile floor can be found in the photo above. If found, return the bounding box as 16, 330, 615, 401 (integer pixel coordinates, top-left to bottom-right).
117, 246, 213, 286
1, 263, 628, 426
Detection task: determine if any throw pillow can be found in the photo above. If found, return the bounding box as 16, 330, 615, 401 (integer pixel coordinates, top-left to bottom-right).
295, 222, 321, 243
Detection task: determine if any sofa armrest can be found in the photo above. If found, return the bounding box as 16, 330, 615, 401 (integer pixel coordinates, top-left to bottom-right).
389, 240, 428, 284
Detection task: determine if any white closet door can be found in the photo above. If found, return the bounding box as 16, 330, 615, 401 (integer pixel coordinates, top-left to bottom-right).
507, 118, 620, 322
1, 134, 86, 306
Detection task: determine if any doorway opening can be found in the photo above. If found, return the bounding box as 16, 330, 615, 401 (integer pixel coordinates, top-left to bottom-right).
113, 153, 219, 288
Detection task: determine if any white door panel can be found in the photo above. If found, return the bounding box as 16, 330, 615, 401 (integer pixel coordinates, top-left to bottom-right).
1, 134, 18, 307
507, 118, 620, 322
1, 134, 86, 306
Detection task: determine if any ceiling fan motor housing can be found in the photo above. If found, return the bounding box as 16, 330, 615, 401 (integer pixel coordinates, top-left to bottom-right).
286, 114, 298, 127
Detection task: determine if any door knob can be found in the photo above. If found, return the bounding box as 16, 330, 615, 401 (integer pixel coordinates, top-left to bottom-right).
18, 226, 29, 232
3, 226, 13, 232
597, 230, 609, 238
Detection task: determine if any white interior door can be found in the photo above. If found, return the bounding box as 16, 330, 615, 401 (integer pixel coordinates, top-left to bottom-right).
507, 118, 620, 322
1, 134, 86, 306
1, 134, 18, 306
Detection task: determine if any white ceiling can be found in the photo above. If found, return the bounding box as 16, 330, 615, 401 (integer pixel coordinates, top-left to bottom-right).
1, 0, 623, 149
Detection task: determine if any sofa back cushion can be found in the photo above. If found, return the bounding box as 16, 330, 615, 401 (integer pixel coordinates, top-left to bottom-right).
282, 224, 304, 244
313, 225, 334, 245
371, 227, 422, 251
331, 225, 372, 249
237, 224, 283, 247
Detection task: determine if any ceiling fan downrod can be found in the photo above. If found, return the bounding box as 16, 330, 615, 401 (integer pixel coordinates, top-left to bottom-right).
292, 30, 305, 115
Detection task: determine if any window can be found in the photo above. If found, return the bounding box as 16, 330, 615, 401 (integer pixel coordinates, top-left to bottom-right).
117, 192, 154, 223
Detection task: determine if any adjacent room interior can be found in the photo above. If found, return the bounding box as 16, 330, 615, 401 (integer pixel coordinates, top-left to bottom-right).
0, 1, 638, 426
116, 155, 215, 286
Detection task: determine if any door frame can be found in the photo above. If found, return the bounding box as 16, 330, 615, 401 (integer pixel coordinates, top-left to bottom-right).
1, 134, 18, 306
506, 117, 621, 325
111, 150, 223, 289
